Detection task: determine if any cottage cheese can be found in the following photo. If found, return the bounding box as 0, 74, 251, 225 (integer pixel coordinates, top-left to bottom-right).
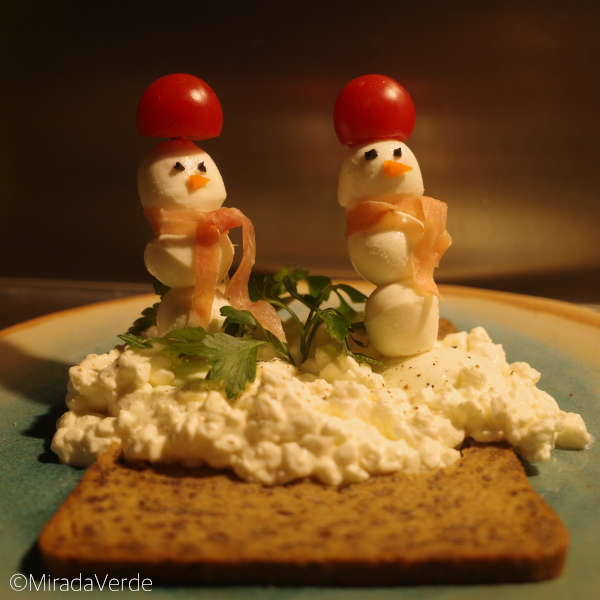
52, 327, 590, 486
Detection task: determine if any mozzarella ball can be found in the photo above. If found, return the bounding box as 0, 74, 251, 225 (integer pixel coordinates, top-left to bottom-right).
348, 211, 424, 285
338, 140, 424, 208
138, 139, 226, 211
144, 232, 234, 288
365, 281, 439, 357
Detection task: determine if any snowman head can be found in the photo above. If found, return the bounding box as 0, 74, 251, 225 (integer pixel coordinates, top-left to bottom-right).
337, 139, 424, 208
138, 139, 226, 211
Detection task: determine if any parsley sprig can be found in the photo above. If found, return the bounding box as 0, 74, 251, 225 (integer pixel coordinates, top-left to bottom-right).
249, 266, 380, 366
126, 280, 170, 336
119, 268, 380, 400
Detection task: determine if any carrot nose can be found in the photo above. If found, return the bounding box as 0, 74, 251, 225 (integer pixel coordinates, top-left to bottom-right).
383, 160, 412, 177
187, 174, 211, 190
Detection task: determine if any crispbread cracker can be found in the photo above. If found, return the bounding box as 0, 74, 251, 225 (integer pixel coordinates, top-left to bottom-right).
39, 442, 568, 585
437, 316, 458, 339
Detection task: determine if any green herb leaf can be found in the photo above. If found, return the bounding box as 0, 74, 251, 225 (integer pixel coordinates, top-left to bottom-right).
249, 268, 307, 306
118, 333, 153, 349
248, 274, 280, 304
273, 264, 291, 281
221, 306, 257, 328
121, 266, 376, 399
305, 275, 332, 300
350, 351, 385, 368
127, 304, 159, 336
282, 275, 306, 303
349, 335, 365, 348
275, 265, 308, 285
127, 280, 171, 335
334, 283, 368, 304
199, 334, 267, 399
153, 280, 171, 298
333, 292, 358, 321
157, 327, 208, 355
220, 305, 256, 337
317, 308, 352, 343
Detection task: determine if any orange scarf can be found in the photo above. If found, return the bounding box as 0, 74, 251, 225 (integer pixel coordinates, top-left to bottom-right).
144, 207, 286, 342
345, 196, 451, 299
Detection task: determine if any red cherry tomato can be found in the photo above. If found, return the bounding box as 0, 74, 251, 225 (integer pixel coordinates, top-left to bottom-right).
334, 74, 415, 146
136, 73, 223, 140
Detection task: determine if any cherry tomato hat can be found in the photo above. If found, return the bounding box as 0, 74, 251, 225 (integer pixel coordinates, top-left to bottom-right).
334, 74, 415, 147
136, 73, 223, 140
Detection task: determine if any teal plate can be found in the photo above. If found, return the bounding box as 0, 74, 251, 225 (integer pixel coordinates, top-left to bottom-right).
1, 286, 599, 599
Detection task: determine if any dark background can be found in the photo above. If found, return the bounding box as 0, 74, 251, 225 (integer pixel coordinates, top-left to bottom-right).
1, 0, 599, 304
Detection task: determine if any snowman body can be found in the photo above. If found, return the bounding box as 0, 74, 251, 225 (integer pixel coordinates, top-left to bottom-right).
339, 140, 439, 357
347, 210, 423, 285
144, 232, 233, 289
138, 139, 233, 335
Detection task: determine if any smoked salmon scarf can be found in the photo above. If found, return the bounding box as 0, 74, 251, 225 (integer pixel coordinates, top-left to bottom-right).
144, 207, 286, 342
345, 195, 451, 299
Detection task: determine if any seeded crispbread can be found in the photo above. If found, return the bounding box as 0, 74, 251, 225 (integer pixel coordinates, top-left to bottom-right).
437, 316, 458, 339
38, 441, 568, 586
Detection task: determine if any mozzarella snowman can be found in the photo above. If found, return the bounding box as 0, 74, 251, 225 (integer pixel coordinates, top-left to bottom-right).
138, 139, 233, 335
334, 75, 451, 356
136, 74, 285, 341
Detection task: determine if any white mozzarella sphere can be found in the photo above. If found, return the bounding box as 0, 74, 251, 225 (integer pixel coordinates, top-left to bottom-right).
144, 232, 234, 288
347, 211, 424, 285
157, 287, 230, 336
365, 281, 439, 357
138, 139, 226, 211
338, 139, 424, 208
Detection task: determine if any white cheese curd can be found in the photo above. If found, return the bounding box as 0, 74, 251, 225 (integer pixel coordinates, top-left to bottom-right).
52, 328, 591, 485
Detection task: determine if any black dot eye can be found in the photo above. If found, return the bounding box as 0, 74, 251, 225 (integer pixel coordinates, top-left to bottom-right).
173, 162, 185, 171
364, 149, 378, 161
198, 162, 206, 172
393, 147, 402, 157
